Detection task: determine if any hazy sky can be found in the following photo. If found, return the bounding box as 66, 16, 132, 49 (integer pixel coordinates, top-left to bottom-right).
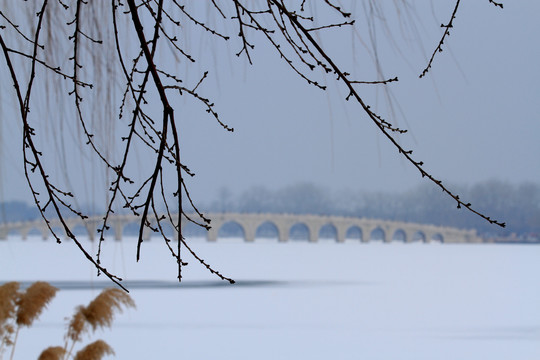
1, 1, 539, 205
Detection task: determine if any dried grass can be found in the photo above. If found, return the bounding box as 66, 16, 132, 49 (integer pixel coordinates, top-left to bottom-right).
15, 281, 58, 327
66, 306, 87, 343
38, 346, 66, 360
64, 288, 134, 360
79, 288, 135, 332
1, 283, 134, 359
0, 282, 20, 335
73, 339, 114, 360
1, 324, 15, 345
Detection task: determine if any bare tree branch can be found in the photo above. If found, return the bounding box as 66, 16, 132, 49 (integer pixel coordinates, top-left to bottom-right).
0, 1, 508, 291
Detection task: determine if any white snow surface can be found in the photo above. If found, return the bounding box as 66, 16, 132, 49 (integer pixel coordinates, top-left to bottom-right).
1, 236, 539, 359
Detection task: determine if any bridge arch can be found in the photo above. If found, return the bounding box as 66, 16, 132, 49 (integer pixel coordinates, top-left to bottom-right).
412, 231, 426, 243
218, 221, 245, 241
155, 222, 175, 240
318, 223, 337, 242
23, 227, 44, 240
392, 229, 406, 242
122, 222, 139, 236
289, 223, 310, 242
370, 227, 386, 242
6, 228, 23, 239
255, 221, 279, 241
119, 221, 152, 241
345, 226, 363, 242
431, 233, 444, 243
72, 224, 89, 236
47, 226, 65, 240
182, 221, 207, 240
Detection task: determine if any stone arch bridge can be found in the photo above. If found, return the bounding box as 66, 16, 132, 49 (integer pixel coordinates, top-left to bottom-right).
0, 213, 481, 243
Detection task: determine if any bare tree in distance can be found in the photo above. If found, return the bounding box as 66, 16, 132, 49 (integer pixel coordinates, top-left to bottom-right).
0, 1, 506, 290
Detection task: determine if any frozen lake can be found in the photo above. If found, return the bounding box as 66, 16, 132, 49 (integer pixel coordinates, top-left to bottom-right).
1, 237, 539, 359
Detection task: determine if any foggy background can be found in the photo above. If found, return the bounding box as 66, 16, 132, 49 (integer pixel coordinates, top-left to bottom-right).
1, 3, 539, 359
0, 1, 538, 225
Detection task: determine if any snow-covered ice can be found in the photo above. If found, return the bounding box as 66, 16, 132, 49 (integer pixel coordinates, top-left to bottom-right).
1, 236, 539, 359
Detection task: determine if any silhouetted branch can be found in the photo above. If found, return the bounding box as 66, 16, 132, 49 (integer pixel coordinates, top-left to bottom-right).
419, 0, 461, 78
0, 1, 507, 291
270, 0, 505, 228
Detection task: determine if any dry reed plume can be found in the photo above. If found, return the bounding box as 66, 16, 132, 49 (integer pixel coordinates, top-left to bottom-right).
37, 346, 66, 360
0, 283, 19, 322
0, 282, 20, 357
15, 282, 58, 327
73, 340, 114, 360
0, 282, 19, 335
0, 281, 134, 359
68, 288, 135, 338
66, 309, 86, 344
8, 281, 58, 360
64, 288, 135, 359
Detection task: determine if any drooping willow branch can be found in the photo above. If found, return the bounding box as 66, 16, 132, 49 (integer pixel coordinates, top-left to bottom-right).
267, 0, 505, 227
0, 2, 126, 291
420, 0, 503, 78
419, 0, 461, 79
0, 0, 506, 291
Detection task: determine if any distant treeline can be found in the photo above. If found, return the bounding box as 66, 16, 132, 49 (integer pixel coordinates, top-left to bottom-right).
2, 180, 539, 238
0, 201, 39, 223
203, 181, 540, 238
